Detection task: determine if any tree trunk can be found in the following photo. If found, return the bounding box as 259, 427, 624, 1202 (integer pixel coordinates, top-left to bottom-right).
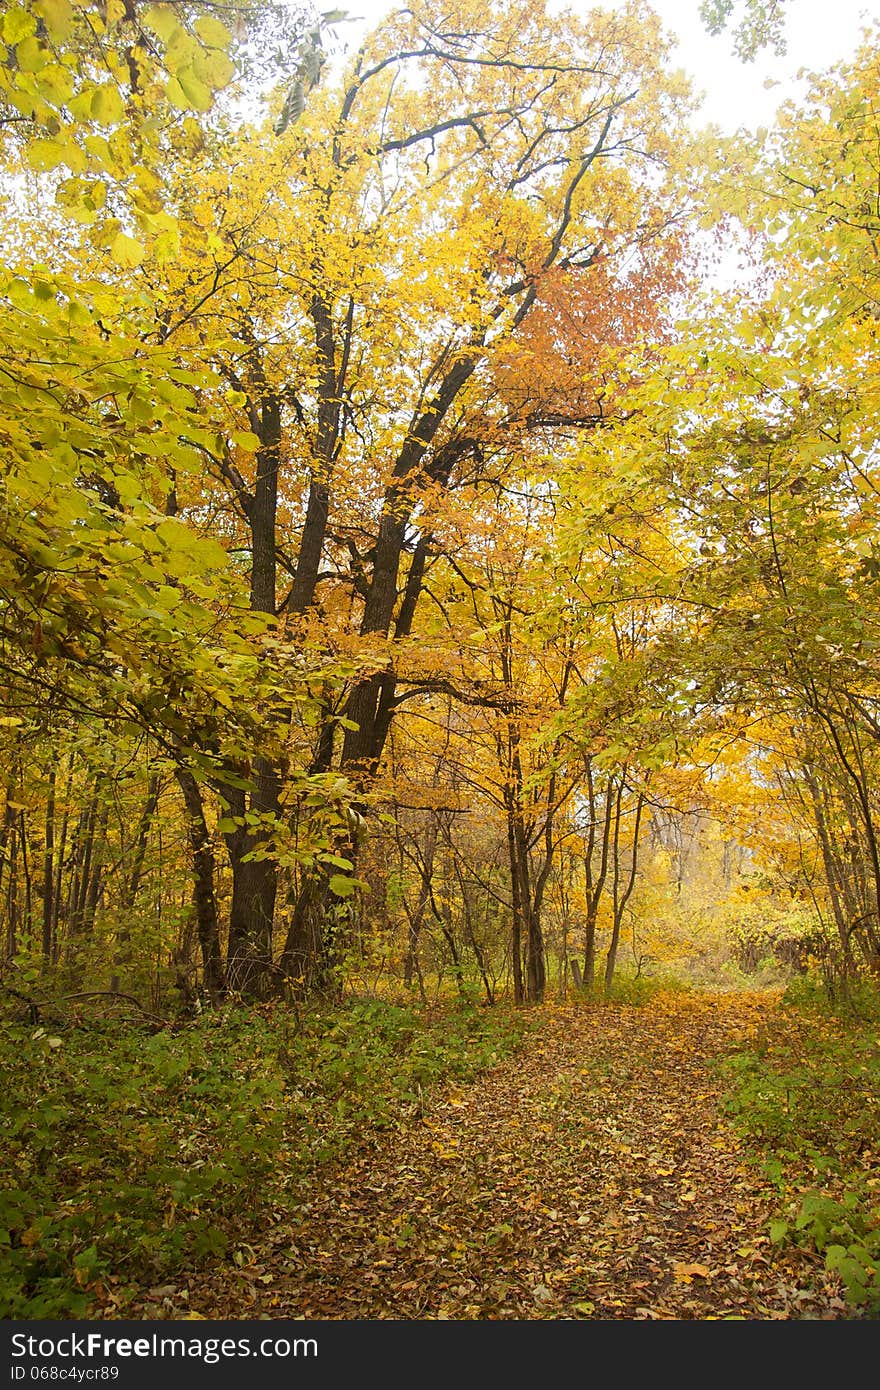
3, 808, 18, 963
403, 821, 437, 993
225, 761, 280, 997
278, 864, 335, 993
583, 765, 614, 991
505, 800, 525, 1005
583, 908, 598, 993
66, 781, 100, 956
804, 763, 855, 970
604, 790, 645, 996
176, 769, 226, 999
51, 757, 74, 964
42, 769, 55, 962
122, 774, 161, 911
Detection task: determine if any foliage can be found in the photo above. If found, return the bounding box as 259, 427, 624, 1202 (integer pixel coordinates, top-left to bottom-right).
699, 0, 790, 59
0, 995, 526, 1316
598, 966, 691, 1007
1, 0, 880, 1322
725, 900, 822, 976
187, 993, 857, 1319
720, 992, 880, 1311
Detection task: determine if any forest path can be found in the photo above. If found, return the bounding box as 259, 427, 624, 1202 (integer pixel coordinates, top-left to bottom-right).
192, 991, 846, 1320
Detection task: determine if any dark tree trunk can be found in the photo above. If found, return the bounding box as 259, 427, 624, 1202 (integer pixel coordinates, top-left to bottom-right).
804, 763, 855, 970
66, 781, 100, 954
81, 801, 108, 937
278, 865, 335, 993
41, 769, 55, 961
224, 760, 280, 997
222, 374, 285, 997
51, 757, 73, 963
122, 774, 161, 911
403, 820, 437, 994
506, 801, 525, 1006
582, 764, 614, 991
176, 769, 226, 999
604, 790, 645, 996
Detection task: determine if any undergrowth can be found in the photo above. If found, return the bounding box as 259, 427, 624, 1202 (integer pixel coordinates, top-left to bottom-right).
0, 995, 527, 1317
720, 977, 880, 1314
603, 968, 692, 1007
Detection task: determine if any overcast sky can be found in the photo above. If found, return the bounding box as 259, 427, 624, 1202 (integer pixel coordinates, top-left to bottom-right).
644, 0, 875, 129
328, 0, 876, 132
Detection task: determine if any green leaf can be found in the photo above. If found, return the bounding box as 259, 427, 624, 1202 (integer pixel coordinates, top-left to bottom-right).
26, 140, 67, 173
232, 431, 261, 453
195, 48, 234, 90
14, 34, 47, 72
328, 874, 358, 898
34, 0, 74, 41
168, 67, 212, 113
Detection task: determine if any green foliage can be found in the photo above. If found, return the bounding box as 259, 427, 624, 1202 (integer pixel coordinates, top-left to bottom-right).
0, 997, 525, 1315
283, 997, 528, 1163
0, 1011, 286, 1315
720, 994, 880, 1312
781, 1191, 880, 1308
699, 0, 789, 60
725, 902, 822, 978
784, 973, 880, 1026
597, 968, 691, 1008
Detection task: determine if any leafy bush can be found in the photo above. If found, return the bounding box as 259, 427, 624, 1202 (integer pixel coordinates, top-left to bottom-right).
784, 973, 880, 1026
0, 997, 525, 1316
725, 902, 824, 978
720, 990, 880, 1313
601, 968, 691, 1007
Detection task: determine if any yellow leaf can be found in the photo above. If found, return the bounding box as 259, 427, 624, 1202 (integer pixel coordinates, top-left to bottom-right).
91, 83, 125, 125
27, 139, 86, 175
13, 34, 47, 72
143, 5, 179, 43
110, 233, 145, 267
173, 66, 213, 112
2, 7, 37, 45
34, 0, 74, 40
194, 15, 232, 50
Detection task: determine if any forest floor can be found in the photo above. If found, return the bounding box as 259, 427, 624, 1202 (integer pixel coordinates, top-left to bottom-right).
181, 989, 853, 1320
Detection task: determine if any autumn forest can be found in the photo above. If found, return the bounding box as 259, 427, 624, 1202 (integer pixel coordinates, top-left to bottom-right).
2, 0, 880, 1323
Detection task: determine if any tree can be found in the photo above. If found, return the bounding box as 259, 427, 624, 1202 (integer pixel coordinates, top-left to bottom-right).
621, 31, 880, 983
130, 0, 692, 994
0, 1, 355, 998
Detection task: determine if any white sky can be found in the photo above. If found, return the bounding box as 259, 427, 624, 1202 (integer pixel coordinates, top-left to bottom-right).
645, 0, 876, 129
328, 0, 877, 132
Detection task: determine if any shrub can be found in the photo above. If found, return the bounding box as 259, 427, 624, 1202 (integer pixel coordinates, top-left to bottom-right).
0, 997, 526, 1316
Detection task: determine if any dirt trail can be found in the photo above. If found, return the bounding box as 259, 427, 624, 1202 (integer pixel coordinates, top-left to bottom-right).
191, 991, 848, 1320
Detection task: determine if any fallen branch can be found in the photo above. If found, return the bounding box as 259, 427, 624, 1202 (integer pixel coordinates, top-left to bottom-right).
28, 989, 170, 1028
